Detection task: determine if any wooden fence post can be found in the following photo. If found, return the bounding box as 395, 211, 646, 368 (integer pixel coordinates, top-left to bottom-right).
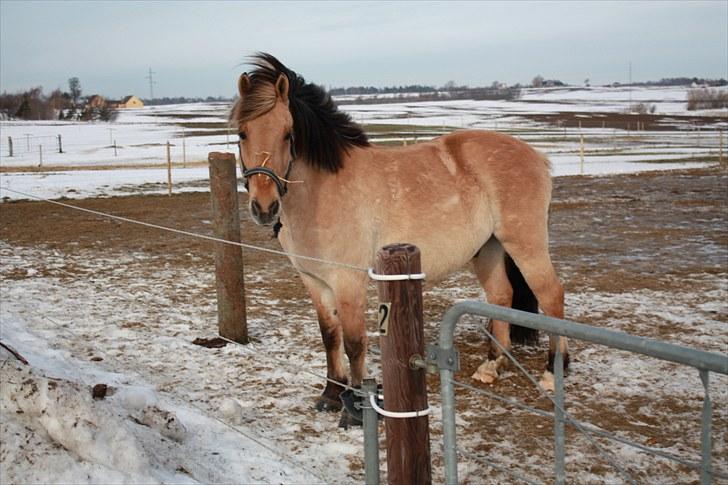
719, 130, 724, 167
208, 152, 248, 344
38, 145, 43, 167
182, 128, 187, 168
7, 137, 12, 157
57, 134, 63, 153
113, 140, 118, 157
375, 243, 431, 485
166, 141, 172, 196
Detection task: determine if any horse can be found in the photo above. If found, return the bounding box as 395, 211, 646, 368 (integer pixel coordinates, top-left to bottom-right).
230, 53, 568, 413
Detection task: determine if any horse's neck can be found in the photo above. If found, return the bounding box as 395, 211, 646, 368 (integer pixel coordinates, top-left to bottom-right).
279, 159, 330, 235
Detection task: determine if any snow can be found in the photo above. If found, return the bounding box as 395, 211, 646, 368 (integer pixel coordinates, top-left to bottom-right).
0, 305, 324, 484
1, 85, 723, 202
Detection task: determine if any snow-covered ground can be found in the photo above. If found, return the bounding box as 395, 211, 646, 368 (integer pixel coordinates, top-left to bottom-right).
1, 85, 726, 483
1, 85, 725, 202
1, 301, 324, 484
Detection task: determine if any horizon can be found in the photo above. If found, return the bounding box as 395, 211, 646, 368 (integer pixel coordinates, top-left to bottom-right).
1, 1, 726, 98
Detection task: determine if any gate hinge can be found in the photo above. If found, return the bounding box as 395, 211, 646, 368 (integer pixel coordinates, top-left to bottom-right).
426, 343, 460, 372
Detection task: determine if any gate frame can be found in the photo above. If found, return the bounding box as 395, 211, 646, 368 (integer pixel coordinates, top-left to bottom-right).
433, 301, 728, 484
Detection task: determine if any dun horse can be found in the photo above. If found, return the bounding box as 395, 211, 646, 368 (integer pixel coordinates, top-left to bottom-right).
230, 53, 568, 414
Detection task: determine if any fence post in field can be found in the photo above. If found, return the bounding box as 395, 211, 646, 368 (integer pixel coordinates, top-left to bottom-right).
719, 130, 724, 167
374, 244, 431, 485
57, 134, 63, 153
580, 133, 585, 175
7, 137, 13, 157
38, 145, 43, 167
208, 152, 248, 344
166, 141, 172, 196
113, 140, 118, 157
182, 128, 187, 168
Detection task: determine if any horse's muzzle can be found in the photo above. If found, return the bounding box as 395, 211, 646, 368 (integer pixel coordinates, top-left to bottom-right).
250, 199, 280, 226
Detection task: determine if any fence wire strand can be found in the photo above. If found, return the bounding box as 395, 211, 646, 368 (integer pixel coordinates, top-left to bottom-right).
478, 326, 638, 484
450, 376, 727, 479
0, 186, 368, 274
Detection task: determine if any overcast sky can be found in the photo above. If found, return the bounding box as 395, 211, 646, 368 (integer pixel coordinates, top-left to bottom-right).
1, 1, 726, 98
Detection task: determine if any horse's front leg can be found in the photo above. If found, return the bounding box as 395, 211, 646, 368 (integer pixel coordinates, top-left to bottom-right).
301, 274, 347, 412
334, 285, 368, 429
338, 288, 368, 388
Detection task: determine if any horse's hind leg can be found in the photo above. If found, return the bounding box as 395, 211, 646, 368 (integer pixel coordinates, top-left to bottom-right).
471, 238, 513, 384
498, 237, 569, 374
301, 274, 347, 412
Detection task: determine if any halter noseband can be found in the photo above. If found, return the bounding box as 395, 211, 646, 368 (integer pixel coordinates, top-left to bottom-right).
238, 134, 296, 197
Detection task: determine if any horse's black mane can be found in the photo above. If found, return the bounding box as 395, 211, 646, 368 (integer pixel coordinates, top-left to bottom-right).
245, 53, 369, 172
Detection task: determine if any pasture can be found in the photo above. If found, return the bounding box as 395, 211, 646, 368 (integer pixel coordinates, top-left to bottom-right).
1, 88, 726, 483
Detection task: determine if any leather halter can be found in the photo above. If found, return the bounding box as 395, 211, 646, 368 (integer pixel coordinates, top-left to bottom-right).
238, 134, 296, 197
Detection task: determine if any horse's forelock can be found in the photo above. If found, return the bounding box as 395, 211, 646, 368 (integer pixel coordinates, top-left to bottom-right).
229, 81, 278, 127
230, 53, 369, 171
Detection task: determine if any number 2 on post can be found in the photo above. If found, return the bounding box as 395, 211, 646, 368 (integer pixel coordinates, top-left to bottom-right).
378, 303, 391, 335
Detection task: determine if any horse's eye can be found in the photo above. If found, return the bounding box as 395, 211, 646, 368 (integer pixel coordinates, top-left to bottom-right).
238, 132, 247, 141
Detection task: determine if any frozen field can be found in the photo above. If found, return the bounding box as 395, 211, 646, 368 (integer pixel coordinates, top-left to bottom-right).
1, 85, 726, 483
1, 85, 726, 202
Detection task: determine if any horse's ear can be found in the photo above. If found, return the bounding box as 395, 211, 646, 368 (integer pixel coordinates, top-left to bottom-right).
238, 73, 251, 98
275, 74, 289, 102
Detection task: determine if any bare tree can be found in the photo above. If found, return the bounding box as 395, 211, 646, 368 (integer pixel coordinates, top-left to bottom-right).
68, 77, 82, 107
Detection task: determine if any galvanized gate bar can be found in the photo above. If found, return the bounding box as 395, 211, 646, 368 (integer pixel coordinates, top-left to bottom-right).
439, 301, 728, 375
441, 365, 458, 485
554, 348, 566, 484
700, 370, 712, 484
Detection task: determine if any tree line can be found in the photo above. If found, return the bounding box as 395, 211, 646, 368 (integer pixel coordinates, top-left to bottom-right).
0, 77, 117, 122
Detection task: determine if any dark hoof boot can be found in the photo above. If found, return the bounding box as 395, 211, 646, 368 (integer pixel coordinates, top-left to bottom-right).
338, 410, 362, 430
547, 352, 571, 374
315, 395, 343, 413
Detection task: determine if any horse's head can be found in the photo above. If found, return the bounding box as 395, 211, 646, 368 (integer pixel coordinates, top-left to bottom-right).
230, 53, 370, 226
233, 71, 293, 226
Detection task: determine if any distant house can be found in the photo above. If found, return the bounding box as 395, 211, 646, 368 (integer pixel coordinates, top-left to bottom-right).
86, 95, 106, 108
117, 95, 144, 108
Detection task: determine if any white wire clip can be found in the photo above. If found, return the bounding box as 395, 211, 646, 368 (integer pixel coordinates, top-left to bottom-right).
367, 268, 426, 281
369, 394, 431, 419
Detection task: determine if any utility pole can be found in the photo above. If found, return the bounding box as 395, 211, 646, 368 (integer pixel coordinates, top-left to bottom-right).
146, 67, 157, 100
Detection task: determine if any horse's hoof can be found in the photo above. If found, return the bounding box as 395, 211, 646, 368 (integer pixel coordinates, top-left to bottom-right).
547, 352, 571, 374
539, 370, 555, 392
338, 410, 362, 430
314, 395, 342, 413
472, 355, 506, 384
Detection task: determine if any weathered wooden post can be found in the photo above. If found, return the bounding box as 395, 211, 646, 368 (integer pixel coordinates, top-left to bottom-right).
182, 128, 187, 168
208, 152, 248, 344
374, 243, 431, 485
719, 130, 724, 167
38, 145, 43, 167
57, 134, 63, 153
7, 137, 13, 157
113, 140, 118, 157
166, 141, 172, 196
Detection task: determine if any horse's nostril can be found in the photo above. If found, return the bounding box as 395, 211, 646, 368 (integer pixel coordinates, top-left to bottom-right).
251, 199, 261, 217
269, 200, 280, 215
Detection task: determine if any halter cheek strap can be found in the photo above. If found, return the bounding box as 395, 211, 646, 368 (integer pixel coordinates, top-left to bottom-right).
238, 135, 296, 197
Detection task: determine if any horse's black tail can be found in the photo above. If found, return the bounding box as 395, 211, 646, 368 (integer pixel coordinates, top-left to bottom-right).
505, 254, 540, 345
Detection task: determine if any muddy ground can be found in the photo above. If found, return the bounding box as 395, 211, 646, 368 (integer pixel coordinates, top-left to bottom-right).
1, 167, 726, 483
